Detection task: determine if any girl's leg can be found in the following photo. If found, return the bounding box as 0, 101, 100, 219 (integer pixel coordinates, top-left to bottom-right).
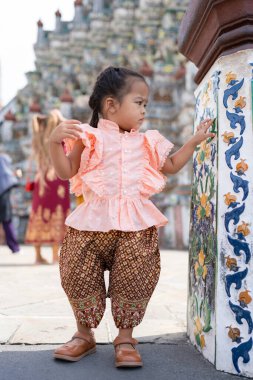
117, 327, 134, 350
118, 327, 133, 338
110, 226, 160, 350
34, 245, 49, 264
76, 321, 93, 339
59, 227, 108, 332
2, 220, 20, 253
54, 228, 111, 360
52, 243, 59, 264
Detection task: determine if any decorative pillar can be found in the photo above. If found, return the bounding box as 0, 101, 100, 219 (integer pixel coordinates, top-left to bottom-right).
179, 0, 253, 377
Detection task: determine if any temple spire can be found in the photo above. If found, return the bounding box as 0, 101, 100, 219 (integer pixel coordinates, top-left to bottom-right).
74, 0, 84, 25
36, 19, 47, 46
93, 0, 104, 13
55, 10, 62, 33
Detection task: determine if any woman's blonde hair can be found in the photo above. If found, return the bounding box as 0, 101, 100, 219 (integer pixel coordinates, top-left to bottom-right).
32, 109, 65, 194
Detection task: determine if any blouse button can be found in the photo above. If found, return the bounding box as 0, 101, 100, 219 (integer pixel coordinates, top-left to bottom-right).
124, 149, 128, 153
123, 190, 127, 194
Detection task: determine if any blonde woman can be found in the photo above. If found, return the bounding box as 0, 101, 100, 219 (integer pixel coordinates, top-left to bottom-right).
25, 109, 70, 264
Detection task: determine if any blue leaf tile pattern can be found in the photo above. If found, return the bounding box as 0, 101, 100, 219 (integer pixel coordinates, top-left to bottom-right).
227, 235, 251, 264
223, 79, 244, 108
224, 204, 245, 233
232, 338, 253, 374
230, 173, 249, 201
229, 301, 253, 334
226, 111, 246, 135
225, 137, 243, 169
223, 70, 252, 373
225, 268, 248, 297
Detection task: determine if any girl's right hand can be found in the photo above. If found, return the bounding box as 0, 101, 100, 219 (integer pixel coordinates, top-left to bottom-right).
49, 120, 82, 144
191, 118, 216, 146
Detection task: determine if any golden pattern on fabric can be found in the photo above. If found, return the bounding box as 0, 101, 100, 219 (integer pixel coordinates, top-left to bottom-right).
69, 293, 106, 328
59, 226, 160, 328
25, 205, 70, 243
111, 294, 149, 328
57, 185, 66, 199
43, 208, 51, 221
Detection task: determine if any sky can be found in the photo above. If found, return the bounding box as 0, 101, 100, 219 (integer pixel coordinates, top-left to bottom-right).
0, 0, 75, 106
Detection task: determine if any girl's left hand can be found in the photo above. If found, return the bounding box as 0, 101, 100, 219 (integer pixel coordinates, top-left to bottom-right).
191, 118, 216, 146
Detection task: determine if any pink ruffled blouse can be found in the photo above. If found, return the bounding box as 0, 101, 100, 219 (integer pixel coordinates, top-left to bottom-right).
64, 119, 174, 232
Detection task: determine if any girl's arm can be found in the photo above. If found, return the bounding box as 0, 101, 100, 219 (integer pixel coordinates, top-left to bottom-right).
162, 119, 215, 175
49, 120, 84, 180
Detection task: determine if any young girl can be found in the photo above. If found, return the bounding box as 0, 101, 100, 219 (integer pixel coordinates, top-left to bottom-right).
49, 66, 214, 367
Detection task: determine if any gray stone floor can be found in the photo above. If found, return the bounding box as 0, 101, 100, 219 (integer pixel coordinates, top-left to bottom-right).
0, 245, 188, 344
1, 344, 246, 380
1, 245, 248, 379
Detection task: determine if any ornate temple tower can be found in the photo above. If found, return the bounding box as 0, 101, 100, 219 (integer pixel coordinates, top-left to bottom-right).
0, 0, 191, 247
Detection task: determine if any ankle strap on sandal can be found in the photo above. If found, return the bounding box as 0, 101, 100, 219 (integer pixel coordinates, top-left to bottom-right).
113, 336, 138, 348
71, 333, 95, 344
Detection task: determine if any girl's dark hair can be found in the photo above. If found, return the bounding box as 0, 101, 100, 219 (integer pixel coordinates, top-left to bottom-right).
88, 66, 147, 128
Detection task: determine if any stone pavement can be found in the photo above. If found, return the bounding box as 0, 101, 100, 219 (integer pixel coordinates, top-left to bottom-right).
0, 245, 188, 344
0, 344, 245, 380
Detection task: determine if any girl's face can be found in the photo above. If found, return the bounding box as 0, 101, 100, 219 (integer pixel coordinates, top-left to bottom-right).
105, 80, 149, 133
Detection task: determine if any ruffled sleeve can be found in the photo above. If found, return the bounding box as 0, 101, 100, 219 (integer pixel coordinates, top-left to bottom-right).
64, 123, 103, 196
140, 130, 174, 197
144, 130, 174, 171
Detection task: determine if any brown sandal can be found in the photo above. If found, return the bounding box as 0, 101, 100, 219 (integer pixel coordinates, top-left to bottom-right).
54, 334, 96, 362
113, 336, 143, 368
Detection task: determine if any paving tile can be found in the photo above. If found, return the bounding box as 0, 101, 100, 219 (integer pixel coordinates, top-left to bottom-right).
8, 317, 109, 344
0, 317, 21, 343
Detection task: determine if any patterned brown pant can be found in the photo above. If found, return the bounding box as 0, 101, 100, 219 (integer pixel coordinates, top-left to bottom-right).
59, 226, 160, 329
